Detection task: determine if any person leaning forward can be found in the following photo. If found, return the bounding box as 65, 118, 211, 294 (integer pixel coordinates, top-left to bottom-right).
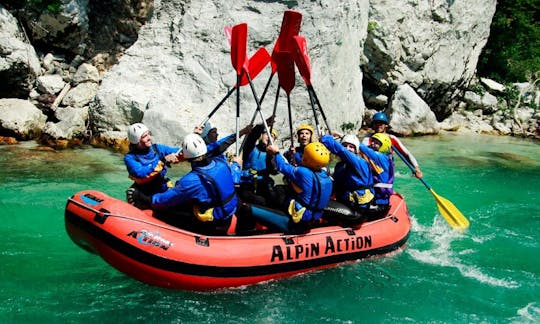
127, 133, 239, 235
254, 141, 333, 234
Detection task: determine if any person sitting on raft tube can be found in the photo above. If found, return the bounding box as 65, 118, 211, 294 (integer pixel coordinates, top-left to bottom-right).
259, 142, 333, 234
283, 123, 314, 166
362, 111, 423, 178
127, 133, 239, 235
358, 132, 395, 219
124, 123, 181, 207
320, 133, 375, 217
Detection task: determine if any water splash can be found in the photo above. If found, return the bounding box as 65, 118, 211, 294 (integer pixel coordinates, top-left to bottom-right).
408, 216, 519, 289
512, 302, 540, 323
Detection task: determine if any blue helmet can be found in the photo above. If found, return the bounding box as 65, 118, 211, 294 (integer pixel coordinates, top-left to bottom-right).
372, 112, 389, 125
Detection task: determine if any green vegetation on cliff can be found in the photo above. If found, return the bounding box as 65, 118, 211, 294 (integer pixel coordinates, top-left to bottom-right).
478, 0, 540, 83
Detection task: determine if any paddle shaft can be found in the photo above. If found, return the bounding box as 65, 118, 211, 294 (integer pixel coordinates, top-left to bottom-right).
393, 147, 431, 189
235, 73, 241, 156
309, 85, 331, 133
306, 87, 322, 138
245, 71, 274, 147
200, 87, 235, 126
247, 72, 275, 126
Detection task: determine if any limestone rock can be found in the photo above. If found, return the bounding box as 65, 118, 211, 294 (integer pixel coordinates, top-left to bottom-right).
363, 0, 497, 119
90, 1, 369, 146
0, 5, 42, 98
0, 98, 47, 140
36, 74, 66, 95
387, 84, 440, 136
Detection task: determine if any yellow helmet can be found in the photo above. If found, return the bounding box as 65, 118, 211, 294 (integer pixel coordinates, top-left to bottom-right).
302, 142, 330, 170
260, 128, 278, 140
371, 133, 392, 153
296, 124, 314, 135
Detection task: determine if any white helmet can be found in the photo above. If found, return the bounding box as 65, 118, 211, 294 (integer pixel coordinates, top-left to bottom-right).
182, 133, 207, 160
341, 134, 360, 152
127, 123, 149, 144
200, 121, 214, 139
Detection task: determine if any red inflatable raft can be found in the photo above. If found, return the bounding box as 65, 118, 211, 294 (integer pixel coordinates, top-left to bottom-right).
65, 190, 411, 291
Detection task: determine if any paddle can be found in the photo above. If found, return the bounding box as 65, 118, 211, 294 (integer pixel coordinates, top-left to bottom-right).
274, 51, 296, 147
230, 23, 248, 156
245, 10, 302, 127
393, 147, 470, 231
239, 10, 302, 151
292, 35, 332, 136
200, 46, 270, 126
230, 23, 275, 148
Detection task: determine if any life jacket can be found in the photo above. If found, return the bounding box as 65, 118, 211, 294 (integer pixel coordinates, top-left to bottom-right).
243, 144, 267, 171
128, 144, 171, 194
287, 168, 333, 222
241, 143, 269, 186
191, 160, 238, 221
360, 151, 394, 205
333, 161, 374, 210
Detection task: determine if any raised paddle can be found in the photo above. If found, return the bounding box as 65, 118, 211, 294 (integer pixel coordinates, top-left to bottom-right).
393, 147, 470, 231
245, 10, 303, 127
292, 35, 332, 135
230, 23, 248, 156
274, 50, 296, 147
200, 46, 270, 126
239, 11, 302, 151
230, 23, 275, 148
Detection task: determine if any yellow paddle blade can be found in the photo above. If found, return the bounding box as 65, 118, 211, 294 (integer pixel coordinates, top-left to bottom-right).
429, 189, 470, 231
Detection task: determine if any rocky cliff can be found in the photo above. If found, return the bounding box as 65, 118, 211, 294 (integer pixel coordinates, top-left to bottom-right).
1, 0, 538, 149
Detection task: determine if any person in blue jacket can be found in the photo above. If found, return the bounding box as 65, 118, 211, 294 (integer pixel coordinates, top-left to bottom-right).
124, 123, 181, 207
320, 133, 375, 216
255, 141, 333, 234
358, 132, 394, 219
127, 133, 239, 235
194, 121, 252, 185
196, 121, 252, 162
362, 111, 423, 178
238, 119, 277, 205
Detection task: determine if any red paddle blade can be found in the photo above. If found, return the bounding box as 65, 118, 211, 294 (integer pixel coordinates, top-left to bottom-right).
274, 51, 296, 94
292, 35, 312, 85
239, 47, 271, 86
271, 11, 302, 73
230, 23, 248, 75
277, 10, 302, 51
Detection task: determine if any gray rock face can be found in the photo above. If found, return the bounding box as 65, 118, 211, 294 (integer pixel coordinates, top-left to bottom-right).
0, 5, 42, 98
387, 84, 440, 136
24, 0, 90, 55
363, 0, 496, 119
3, 1, 530, 144
0, 98, 47, 139
91, 0, 369, 145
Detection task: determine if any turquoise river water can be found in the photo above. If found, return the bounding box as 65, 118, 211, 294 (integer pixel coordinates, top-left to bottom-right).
1, 133, 539, 323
